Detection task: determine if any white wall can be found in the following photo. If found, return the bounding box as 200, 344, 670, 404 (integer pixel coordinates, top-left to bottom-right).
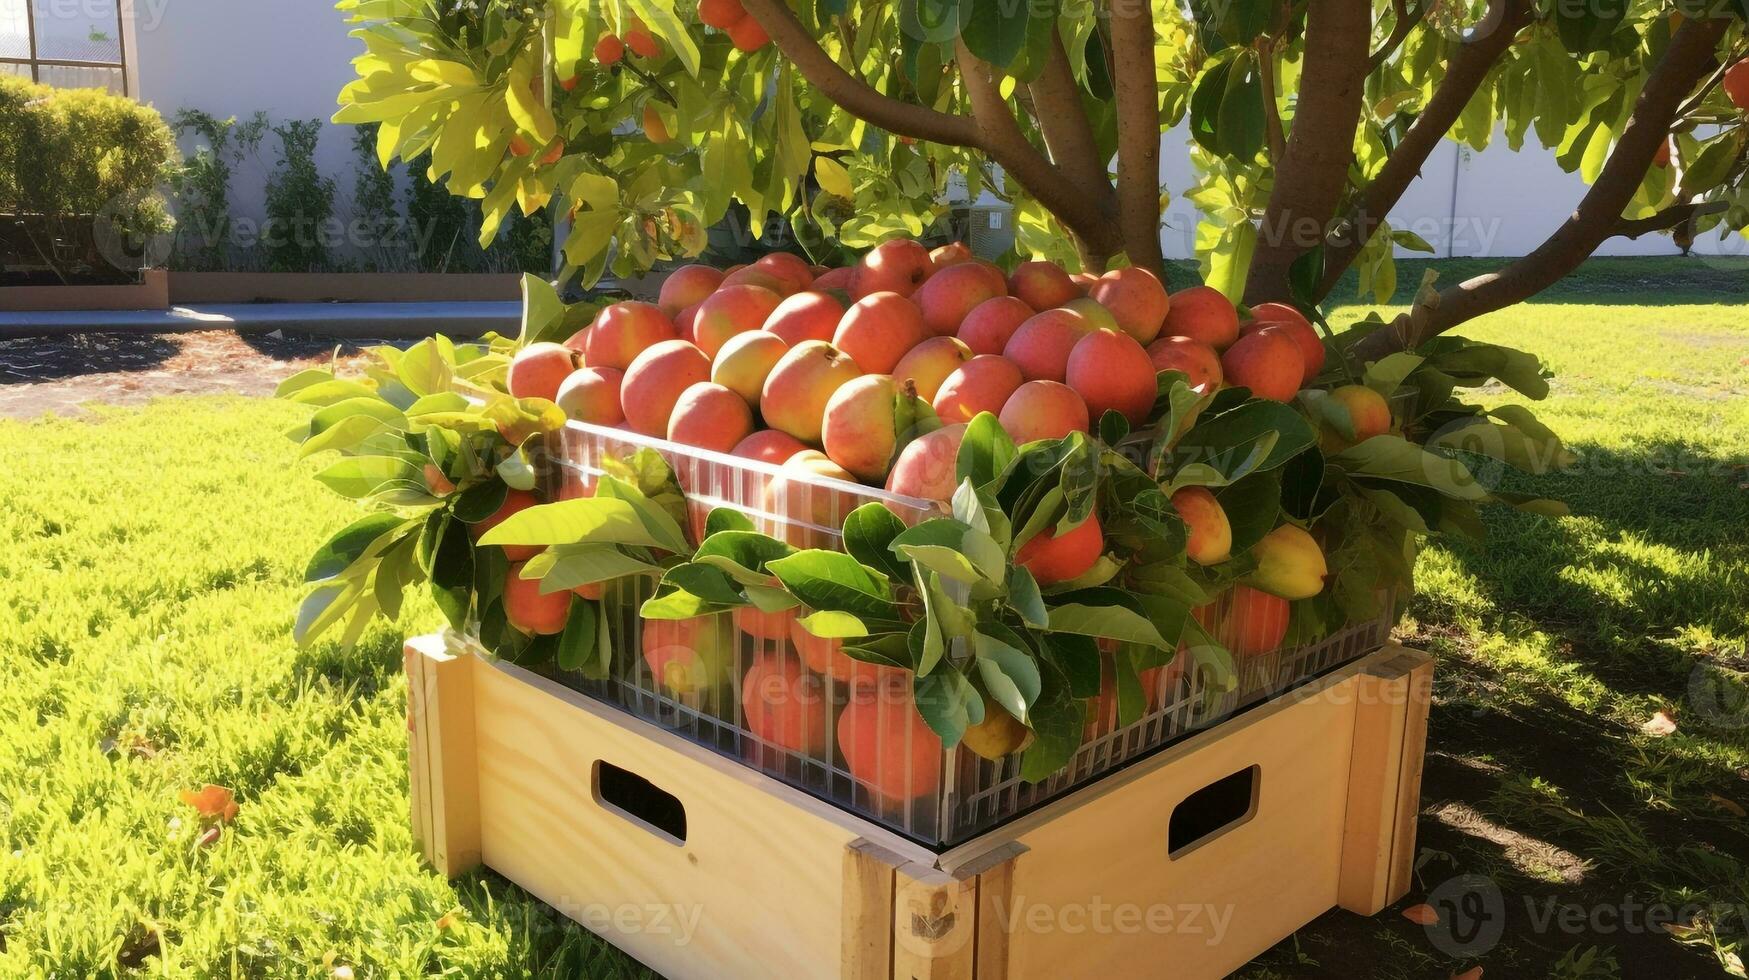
1156, 122, 1744, 264
130, 0, 364, 228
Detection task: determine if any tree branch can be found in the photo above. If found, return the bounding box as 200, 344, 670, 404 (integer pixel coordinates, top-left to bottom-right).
1106, 0, 1165, 275
954, 41, 1123, 260
1612, 201, 1727, 239
1350, 16, 1732, 363
1245, 0, 1373, 303
1369, 0, 1424, 70
1319, 0, 1531, 298
1026, 32, 1119, 240
739, 0, 977, 147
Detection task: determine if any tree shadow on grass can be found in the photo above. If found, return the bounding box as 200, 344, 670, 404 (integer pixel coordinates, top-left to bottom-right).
1245, 657, 1740, 979
234, 333, 416, 361
1431, 439, 1749, 668
0, 331, 179, 384
1247, 439, 1749, 977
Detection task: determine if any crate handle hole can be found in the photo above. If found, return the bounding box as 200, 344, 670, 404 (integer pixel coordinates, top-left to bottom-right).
1167, 765, 1259, 859
592, 760, 687, 845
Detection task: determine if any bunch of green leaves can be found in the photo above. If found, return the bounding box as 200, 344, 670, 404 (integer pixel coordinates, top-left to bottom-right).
603, 411, 1234, 779
1284, 323, 1575, 630
279, 275, 606, 654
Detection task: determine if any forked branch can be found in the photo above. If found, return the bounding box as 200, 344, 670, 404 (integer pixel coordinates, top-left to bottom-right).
1319, 0, 1531, 297
956, 41, 1124, 260
1350, 16, 1732, 361
739, 0, 976, 146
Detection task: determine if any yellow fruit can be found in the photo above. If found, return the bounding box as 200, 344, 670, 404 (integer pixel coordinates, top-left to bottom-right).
961, 695, 1033, 761
1245, 524, 1327, 600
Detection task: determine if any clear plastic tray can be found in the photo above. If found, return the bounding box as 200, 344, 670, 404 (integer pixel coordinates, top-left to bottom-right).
514, 419, 1392, 849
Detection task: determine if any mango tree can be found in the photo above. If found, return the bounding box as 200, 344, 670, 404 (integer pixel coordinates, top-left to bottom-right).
337, 0, 1749, 356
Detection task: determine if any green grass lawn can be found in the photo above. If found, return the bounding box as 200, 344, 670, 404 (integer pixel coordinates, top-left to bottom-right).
1, 256, 1746, 977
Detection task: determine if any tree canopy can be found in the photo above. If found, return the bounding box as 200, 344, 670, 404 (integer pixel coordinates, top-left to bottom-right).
336, 0, 1748, 350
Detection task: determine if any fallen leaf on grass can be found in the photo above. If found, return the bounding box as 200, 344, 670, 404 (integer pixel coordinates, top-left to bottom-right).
1662, 920, 1703, 939
1707, 793, 1746, 818
195, 825, 222, 849
1451, 968, 1483, 980
1641, 710, 1678, 737
179, 784, 239, 824
1403, 903, 1440, 925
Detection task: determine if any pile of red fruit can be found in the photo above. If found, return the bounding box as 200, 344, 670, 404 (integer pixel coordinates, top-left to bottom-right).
506, 241, 1337, 506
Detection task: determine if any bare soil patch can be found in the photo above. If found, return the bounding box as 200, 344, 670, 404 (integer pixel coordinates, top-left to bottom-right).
0, 331, 404, 419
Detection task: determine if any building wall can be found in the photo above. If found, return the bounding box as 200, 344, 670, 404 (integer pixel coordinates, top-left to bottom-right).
129, 0, 365, 229
1157, 123, 1743, 264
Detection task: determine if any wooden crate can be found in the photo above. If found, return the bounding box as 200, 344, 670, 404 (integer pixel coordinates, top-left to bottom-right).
406, 636, 1433, 979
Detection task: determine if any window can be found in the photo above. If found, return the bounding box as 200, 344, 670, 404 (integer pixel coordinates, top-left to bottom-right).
0, 0, 127, 94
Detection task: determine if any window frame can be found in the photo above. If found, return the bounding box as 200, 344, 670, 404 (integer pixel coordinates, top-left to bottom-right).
0, 0, 131, 94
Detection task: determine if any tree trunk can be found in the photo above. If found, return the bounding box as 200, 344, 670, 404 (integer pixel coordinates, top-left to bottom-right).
1243, 0, 1373, 304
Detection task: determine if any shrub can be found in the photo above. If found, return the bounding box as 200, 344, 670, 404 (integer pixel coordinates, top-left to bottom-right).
263, 119, 336, 272
168, 109, 267, 272
0, 74, 177, 283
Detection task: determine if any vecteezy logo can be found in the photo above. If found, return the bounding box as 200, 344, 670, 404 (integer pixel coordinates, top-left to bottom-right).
1688, 663, 1749, 731
1423, 874, 1506, 958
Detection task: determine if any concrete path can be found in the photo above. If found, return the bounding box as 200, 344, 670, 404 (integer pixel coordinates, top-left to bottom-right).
0, 301, 520, 340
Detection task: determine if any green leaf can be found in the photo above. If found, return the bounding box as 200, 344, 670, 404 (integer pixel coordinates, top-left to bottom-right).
276, 367, 337, 399
960, 0, 1031, 68
530, 544, 660, 593
294, 580, 361, 647
1018, 655, 1083, 781
305, 513, 410, 582
428, 513, 475, 631
768, 550, 903, 622
1189, 59, 1234, 156
495, 444, 538, 492
1217, 49, 1265, 161
1684, 131, 1744, 194
1165, 400, 1316, 491
481, 496, 673, 550
914, 668, 980, 747
397, 336, 455, 397
315, 456, 424, 500
555, 600, 598, 672
299, 412, 395, 460
593, 475, 692, 554
452, 481, 508, 523
1334, 435, 1488, 501
974, 630, 1041, 723
797, 609, 872, 639
519, 274, 566, 347
625, 0, 701, 75
892, 519, 985, 584
655, 562, 748, 608
693, 530, 797, 584
1362, 353, 1424, 397
704, 508, 756, 537
372, 534, 418, 621
1212, 469, 1282, 553
1047, 603, 1169, 648
957, 412, 1017, 490
842, 503, 911, 582
1006, 566, 1049, 627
